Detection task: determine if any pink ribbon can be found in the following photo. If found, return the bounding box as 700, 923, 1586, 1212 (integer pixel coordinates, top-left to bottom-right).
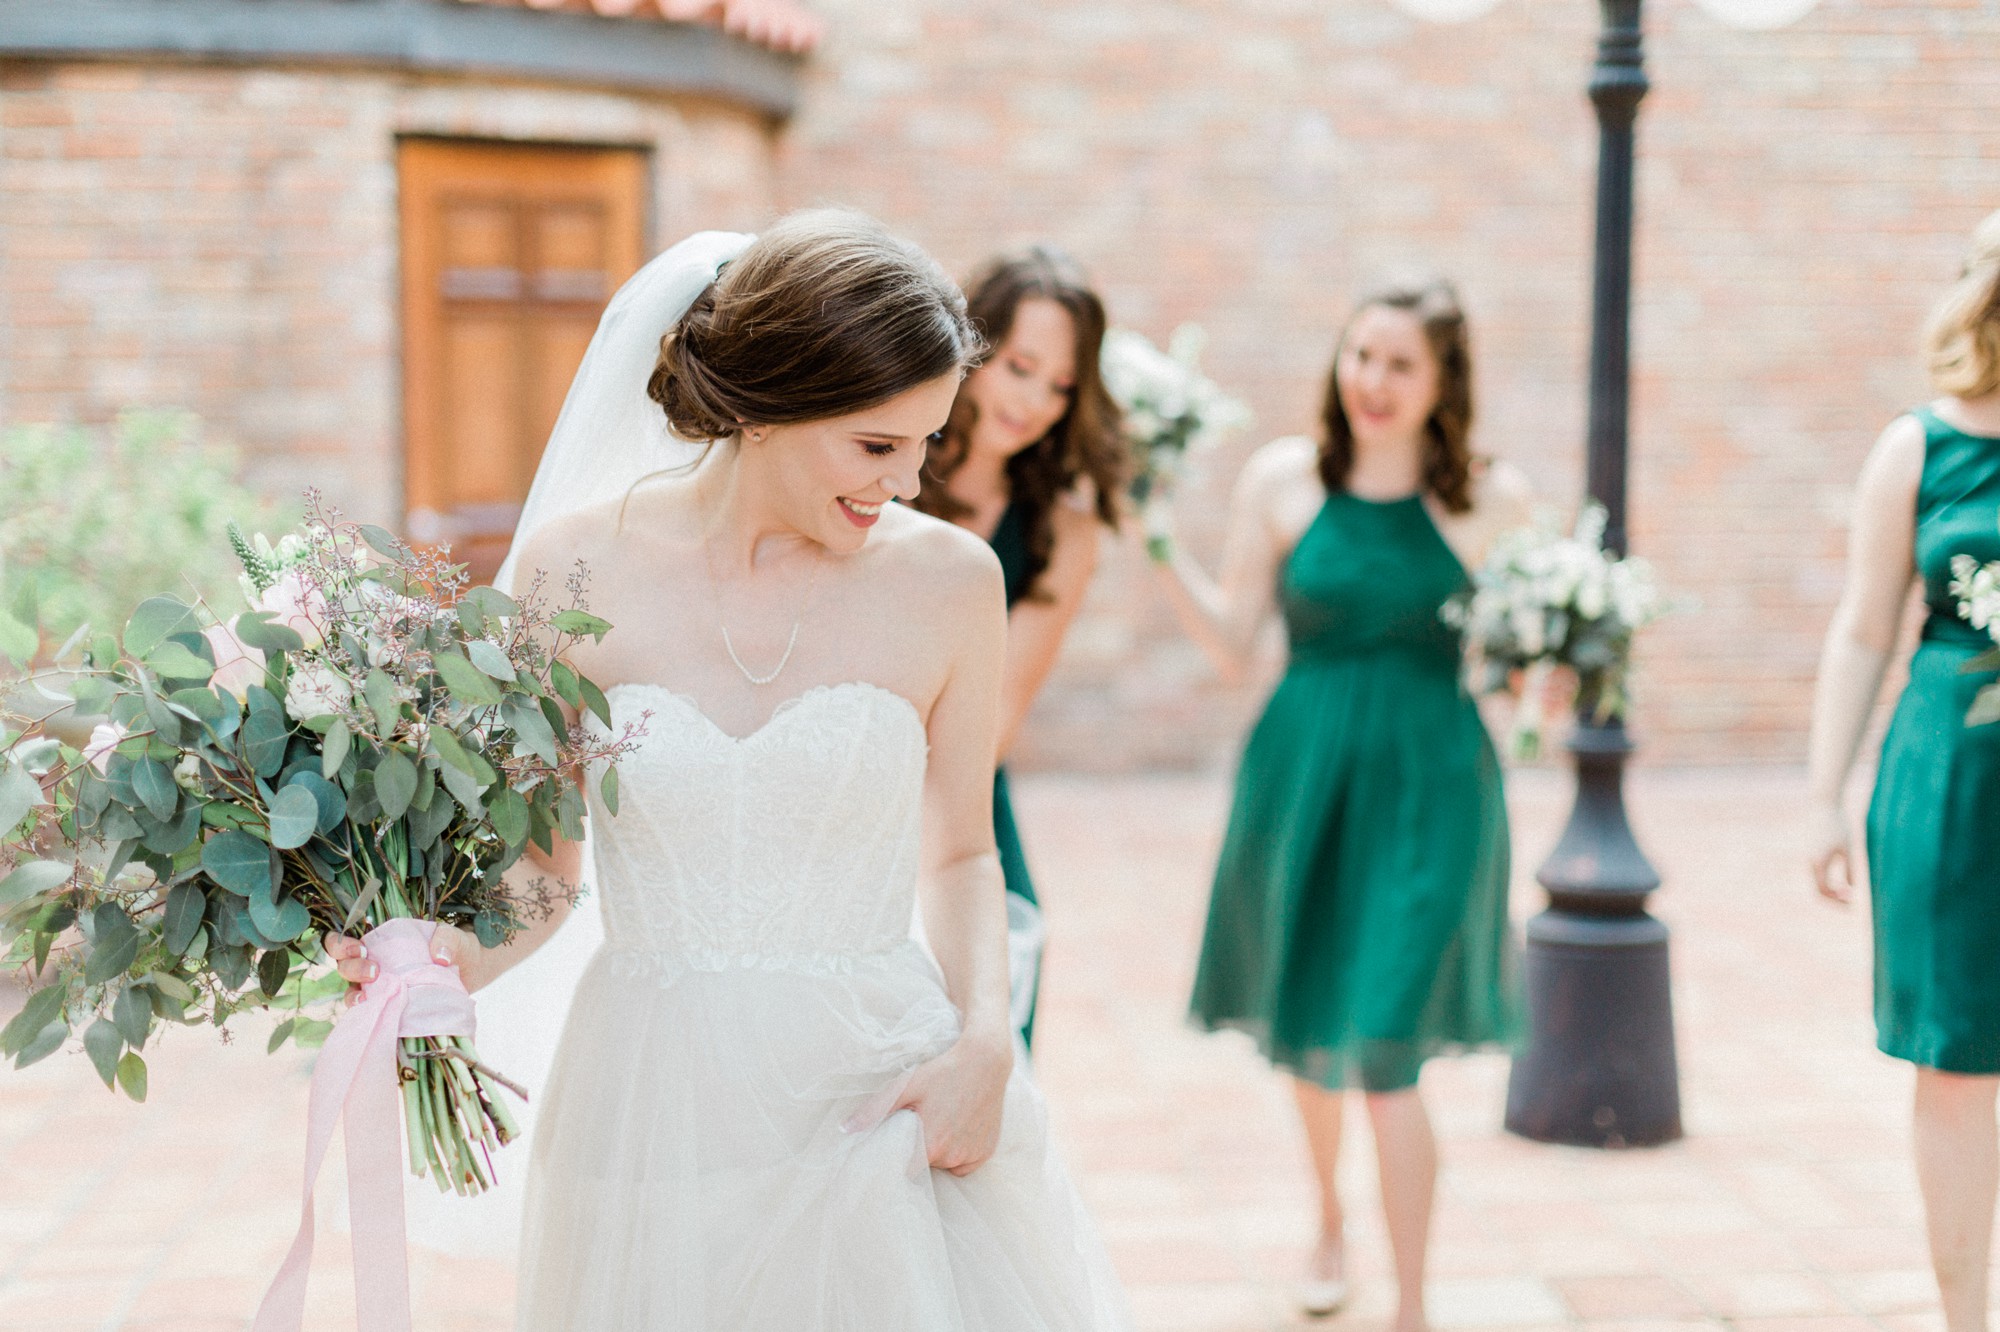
254, 918, 477, 1332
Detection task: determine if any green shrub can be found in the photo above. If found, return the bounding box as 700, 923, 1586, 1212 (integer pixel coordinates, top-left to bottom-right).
0, 412, 290, 663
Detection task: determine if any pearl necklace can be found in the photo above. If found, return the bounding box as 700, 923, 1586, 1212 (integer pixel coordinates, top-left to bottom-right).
705, 541, 824, 688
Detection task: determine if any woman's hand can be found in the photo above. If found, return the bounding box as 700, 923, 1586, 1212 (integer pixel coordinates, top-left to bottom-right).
1808, 803, 1856, 905
894, 1029, 1013, 1176
323, 924, 483, 1003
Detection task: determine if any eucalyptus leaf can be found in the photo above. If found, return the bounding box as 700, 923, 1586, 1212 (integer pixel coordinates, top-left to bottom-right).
0, 985, 66, 1056
267, 783, 319, 850
600, 764, 621, 817
241, 688, 289, 777
0, 760, 45, 834
84, 1017, 123, 1087
431, 650, 503, 708
363, 669, 401, 734
292, 1017, 334, 1050
473, 909, 508, 950
489, 787, 529, 847
0, 860, 73, 911
116, 1052, 148, 1102
98, 805, 143, 842
201, 830, 273, 898
375, 751, 418, 821
1969, 685, 2000, 728
322, 718, 352, 780
124, 596, 198, 659
143, 691, 184, 745
285, 771, 347, 834
460, 586, 519, 622
168, 687, 228, 726
465, 639, 516, 681
201, 802, 262, 832
428, 728, 494, 786
130, 759, 178, 823
210, 942, 252, 990
257, 947, 292, 997
0, 607, 37, 668
358, 524, 402, 558
113, 984, 151, 1049
435, 759, 483, 813
139, 804, 202, 856
268, 1017, 296, 1054
146, 640, 214, 682
578, 676, 611, 729
15, 1018, 68, 1069
233, 611, 305, 655
501, 695, 559, 766
162, 882, 205, 955
549, 660, 584, 710
249, 891, 310, 944
144, 971, 196, 1004
551, 610, 613, 641
82, 919, 141, 985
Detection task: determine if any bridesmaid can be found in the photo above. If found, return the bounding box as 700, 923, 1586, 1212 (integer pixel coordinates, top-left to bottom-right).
912, 247, 1125, 1046
1807, 209, 2000, 1332
1150, 279, 1525, 1329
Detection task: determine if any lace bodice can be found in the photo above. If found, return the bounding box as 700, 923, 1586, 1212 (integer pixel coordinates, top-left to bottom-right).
586, 682, 928, 970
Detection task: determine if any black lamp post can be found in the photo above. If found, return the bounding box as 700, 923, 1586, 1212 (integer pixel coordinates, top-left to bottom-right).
1502, 0, 1682, 1149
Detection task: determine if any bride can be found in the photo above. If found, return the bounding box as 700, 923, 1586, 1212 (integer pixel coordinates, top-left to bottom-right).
327, 211, 1130, 1328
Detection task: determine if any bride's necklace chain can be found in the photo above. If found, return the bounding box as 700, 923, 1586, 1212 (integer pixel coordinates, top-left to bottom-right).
702, 540, 825, 688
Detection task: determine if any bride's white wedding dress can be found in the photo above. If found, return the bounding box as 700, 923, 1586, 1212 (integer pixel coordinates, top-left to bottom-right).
515, 680, 1132, 1330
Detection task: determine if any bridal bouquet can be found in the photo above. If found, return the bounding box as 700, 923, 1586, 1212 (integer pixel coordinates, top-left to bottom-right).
0, 498, 637, 1196
1099, 324, 1252, 559
1949, 553, 2000, 725
1444, 504, 1665, 760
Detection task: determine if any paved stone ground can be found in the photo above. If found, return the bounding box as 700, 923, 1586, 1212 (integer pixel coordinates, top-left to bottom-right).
0, 767, 1966, 1331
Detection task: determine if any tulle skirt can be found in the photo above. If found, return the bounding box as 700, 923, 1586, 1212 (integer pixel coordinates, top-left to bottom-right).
515, 940, 1131, 1330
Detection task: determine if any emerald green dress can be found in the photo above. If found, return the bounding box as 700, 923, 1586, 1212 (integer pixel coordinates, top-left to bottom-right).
989, 502, 1042, 1046
1190, 491, 1517, 1091
1867, 407, 2000, 1074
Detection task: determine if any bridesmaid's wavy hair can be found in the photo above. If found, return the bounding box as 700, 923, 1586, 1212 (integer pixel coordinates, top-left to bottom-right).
1318, 279, 1476, 515
1926, 209, 2000, 399
911, 247, 1125, 597
648, 210, 982, 448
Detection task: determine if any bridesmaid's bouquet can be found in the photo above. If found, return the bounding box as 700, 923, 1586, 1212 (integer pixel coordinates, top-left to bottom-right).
0, 497, 638, 1195
1949, 553, 2000, 725
1099, 324, 1252, 559
1444, 504, 1665, 760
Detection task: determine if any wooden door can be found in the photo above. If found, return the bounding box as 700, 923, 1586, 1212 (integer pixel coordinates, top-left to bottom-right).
398, 139, 648, 582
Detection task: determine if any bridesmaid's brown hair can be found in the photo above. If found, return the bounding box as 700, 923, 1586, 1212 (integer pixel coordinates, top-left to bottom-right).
1318, 279, 1476, 514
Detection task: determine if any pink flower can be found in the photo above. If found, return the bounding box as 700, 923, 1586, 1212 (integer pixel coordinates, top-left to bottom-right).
254, 569, 328, 649
204, 620, 267, 701
82, 722, 128, 775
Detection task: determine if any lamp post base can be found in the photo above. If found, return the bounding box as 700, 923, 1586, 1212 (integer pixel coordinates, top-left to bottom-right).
1504, 907, 1682, 1148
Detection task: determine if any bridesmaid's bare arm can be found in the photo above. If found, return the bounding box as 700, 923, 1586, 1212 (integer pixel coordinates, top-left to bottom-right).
1804, 414, 1925, 903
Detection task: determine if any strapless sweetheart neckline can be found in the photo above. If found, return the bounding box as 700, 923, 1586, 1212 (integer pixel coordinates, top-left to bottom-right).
605, 679, 925, 747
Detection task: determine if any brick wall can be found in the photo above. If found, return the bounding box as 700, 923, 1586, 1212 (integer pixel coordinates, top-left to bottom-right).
0, 60, 777, 527
779, 0, 2000, 768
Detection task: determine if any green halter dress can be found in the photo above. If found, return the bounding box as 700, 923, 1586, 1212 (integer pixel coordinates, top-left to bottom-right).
1190, 490, 1517, 1091
989, 502, 1042, 1046
1867, 406, 2000, 1074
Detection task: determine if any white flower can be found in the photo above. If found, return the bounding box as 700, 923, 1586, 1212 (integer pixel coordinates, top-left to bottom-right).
284, 661, 353, 723
82, 722, 127, 775
255, 569, 328, 649
173, 755, 203, 791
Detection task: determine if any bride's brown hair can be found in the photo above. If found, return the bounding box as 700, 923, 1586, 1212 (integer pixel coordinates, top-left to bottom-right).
648, 210, 982, 446
1318, 278, 1476, 514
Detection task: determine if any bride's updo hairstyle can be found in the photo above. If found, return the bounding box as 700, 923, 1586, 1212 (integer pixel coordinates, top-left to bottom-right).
648, 209, 981, 445
1926, 209, 2000, 399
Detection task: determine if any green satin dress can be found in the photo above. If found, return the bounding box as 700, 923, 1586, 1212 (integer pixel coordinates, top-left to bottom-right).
989, 502, 1042, 1046
1190, 491, 1517, 1091
1867, 407, 2000, 1074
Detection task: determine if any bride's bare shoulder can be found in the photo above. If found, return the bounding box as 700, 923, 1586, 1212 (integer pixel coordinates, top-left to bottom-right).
870, 503, 1004, 611
505, 486, 687, 584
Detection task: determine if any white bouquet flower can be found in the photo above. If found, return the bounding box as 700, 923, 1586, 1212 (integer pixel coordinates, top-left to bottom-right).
1444, 503, 1667, 759
1099, 324, 1252, 559
1948, 553, 2000, 725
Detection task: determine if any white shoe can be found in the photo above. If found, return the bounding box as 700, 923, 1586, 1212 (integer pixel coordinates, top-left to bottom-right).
1299, 1276, 1349, 1317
